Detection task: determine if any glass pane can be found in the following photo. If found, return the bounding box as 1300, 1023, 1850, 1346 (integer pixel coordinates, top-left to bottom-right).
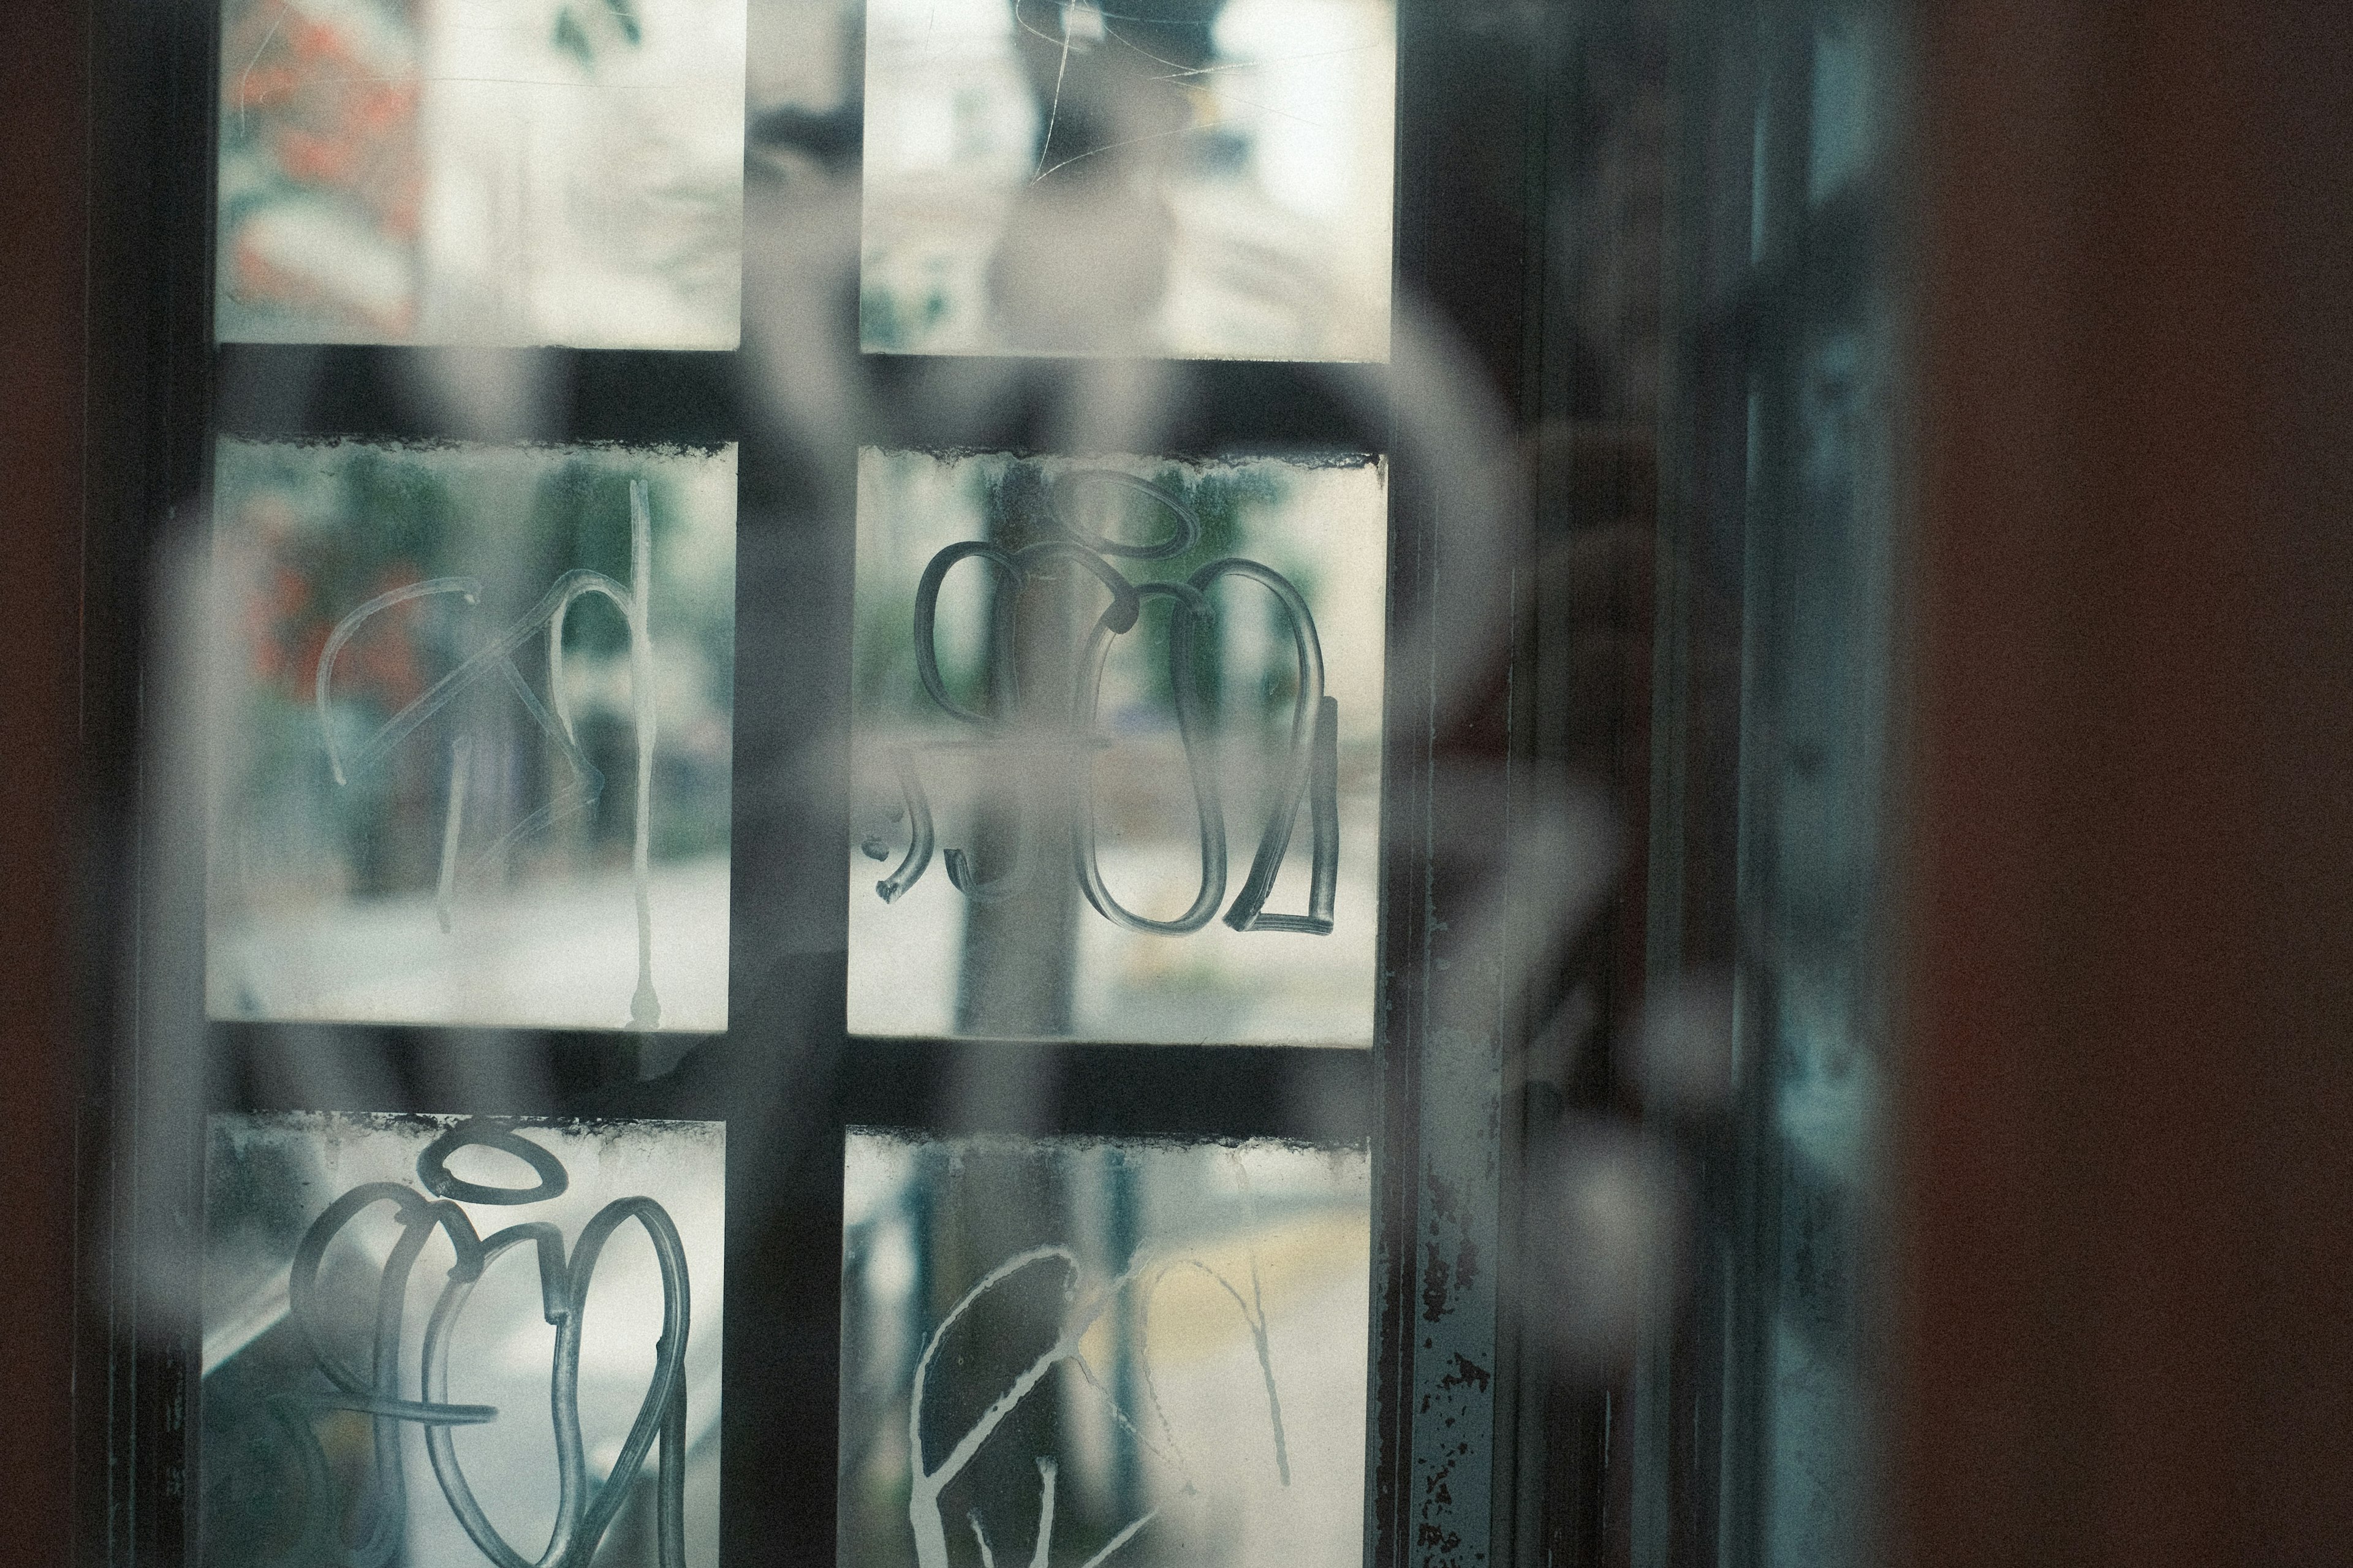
218, 0, 748, 346
1618, 1, 1906, 1562
1727, 12, 1900, 1562
200, 1113, 726, 1568
858, 0, 1395, 360
847, 450, 1385, 1043
839, 1129, 1369, 1567
207, 439, 737, 1032
67, 0, 1923, 1561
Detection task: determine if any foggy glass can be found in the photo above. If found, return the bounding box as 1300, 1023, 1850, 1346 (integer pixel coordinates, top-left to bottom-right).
206, 439, 737, 1032
838, 1130, 1368, 1568
858, 0, 1394, 360
847, 450, 1385, 1044
200, 1114, 726, 1568
218, 0, 746, 346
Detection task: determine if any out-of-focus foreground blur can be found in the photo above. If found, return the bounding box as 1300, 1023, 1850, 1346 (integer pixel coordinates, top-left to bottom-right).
5, 2, 2351, 1567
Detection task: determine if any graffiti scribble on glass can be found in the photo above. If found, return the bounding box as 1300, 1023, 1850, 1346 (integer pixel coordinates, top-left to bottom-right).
314, 479, 664, 1026
908, 1240, 1289, 1568
869, 471, 1338, 936
245, 1120, 692, 1568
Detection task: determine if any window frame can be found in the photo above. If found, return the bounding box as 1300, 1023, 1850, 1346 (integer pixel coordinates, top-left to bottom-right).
72, 5, 1565, 1567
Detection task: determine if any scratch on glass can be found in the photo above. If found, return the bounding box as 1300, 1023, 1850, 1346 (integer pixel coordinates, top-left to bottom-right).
907, 1206, 1292, 1568
316, 479, 663, 1028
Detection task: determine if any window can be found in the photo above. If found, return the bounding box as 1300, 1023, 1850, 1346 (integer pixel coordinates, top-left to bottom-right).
77, 1, 1906, 1566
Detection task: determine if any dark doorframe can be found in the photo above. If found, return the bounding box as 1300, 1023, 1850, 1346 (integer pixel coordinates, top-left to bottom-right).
1896, 5, 2353, 1564
0, 1, 89, 1565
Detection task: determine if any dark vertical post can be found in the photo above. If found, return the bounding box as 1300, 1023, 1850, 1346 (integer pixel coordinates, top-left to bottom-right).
0, 4, 89, 1568
1898, 4, 2353, 1564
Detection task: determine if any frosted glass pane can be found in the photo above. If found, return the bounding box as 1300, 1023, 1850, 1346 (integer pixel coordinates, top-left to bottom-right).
217, 0, 746, 347
839, 1129, 1368, 1568
201, 1113, 726, 1568
858, 0, 1395, 360
847, 450, 1385, 1044
207, 438, 737, 1032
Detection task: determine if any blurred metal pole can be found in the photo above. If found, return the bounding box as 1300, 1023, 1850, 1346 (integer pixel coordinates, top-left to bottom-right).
957, 463, 1085, 1039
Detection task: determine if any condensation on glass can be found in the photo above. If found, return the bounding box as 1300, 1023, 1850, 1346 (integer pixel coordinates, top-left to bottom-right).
847, 449, 1385, 1044
206, 439, 738, 1033
839, 1130, 1368, 1568
200, 1114, 726, 1568
217, 0, 748, 346
857, 0, 1395, 360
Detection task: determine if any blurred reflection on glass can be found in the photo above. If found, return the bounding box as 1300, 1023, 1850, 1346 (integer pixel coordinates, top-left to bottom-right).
218, 0, 746, 346
200, 1113, 725, 1568
847, 450, 1385, 1043
839, 1131, 1368, 1568
207, 439, 737, 1031
859, 0, 1395, 360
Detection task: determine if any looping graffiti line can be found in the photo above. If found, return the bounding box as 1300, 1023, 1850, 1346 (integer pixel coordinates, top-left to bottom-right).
870, 470, 1339, 937
252, 1120, 691, 1568
907, 1236, 1290, 1568
314, 480, 662, 1028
